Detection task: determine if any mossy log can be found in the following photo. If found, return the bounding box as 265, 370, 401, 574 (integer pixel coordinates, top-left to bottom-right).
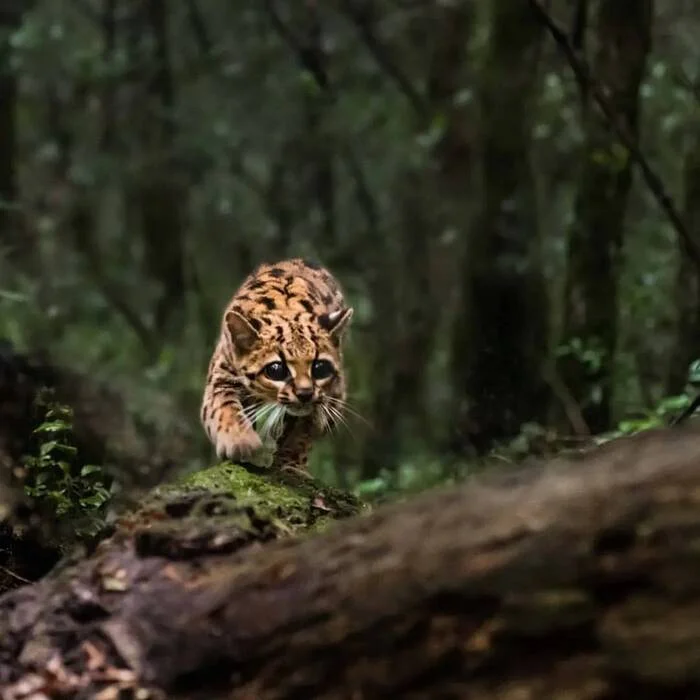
3, 426, 700, 698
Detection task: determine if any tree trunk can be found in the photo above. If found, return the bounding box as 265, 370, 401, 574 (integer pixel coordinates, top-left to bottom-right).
0, 0, 26, 264
361, 1, 477, 476
557, 0, 653, 433
301, 2, 336, 253
126, 0, 187, 339
3, 426, 700, 697
362, 169, 437, 477
667, 124, 700, 395
450, 0, 549, 453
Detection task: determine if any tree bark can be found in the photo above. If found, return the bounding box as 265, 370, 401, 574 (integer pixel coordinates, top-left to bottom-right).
557, 0, 653, 433
3, 425, 700, 697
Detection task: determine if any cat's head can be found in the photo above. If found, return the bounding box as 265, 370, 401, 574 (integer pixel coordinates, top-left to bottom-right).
225, 306, 353, 420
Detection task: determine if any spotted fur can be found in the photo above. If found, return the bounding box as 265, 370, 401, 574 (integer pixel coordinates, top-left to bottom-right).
201, 258, 353, 473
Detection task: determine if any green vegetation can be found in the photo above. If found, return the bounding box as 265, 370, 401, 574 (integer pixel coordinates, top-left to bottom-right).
22, 389, 111, 540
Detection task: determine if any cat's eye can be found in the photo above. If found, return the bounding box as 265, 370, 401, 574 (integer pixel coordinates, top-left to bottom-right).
311, 359, 334, 380
263, 361, 289, 381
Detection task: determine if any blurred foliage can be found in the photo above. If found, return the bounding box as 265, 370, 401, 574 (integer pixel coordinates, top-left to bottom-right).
0, 0, 699, 498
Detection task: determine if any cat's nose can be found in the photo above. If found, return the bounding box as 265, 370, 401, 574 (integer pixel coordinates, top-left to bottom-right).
295, 387, 314, 403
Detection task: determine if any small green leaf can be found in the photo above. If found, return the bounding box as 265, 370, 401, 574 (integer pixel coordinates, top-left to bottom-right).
34, 420, 70, 434
80, 491, 109, 508
39, 440, 60, 457
688, 359, 700, 386
80, 464, 102, 476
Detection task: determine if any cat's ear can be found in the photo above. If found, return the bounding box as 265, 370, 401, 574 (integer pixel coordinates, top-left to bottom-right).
320, 307, 353, 344
225, 310, 259, 353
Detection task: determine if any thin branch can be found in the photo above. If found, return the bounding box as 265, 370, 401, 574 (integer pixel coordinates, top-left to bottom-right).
263, 0, 329, 90
336, 0, 426, 116
184, 0, 213, 55
0, 565, 30, 585
542, 361, 590, 436
228, 152, 268, 200
528, 0, 700, 275
570, 0, 588, 52
71, 201, 158, 358
670, 65, 700, 106
44, 85, 158, 359
100, 0, 116, 149
342, 143, 379, 237
262, 0, 382, 242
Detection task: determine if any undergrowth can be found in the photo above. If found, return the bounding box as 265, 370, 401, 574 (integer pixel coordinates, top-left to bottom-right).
22, 388, 111, 539
352, 359, 700, 504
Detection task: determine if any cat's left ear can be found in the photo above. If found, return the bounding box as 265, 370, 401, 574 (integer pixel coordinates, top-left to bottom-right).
225, 310, 259, 353
320, 307, 353, 343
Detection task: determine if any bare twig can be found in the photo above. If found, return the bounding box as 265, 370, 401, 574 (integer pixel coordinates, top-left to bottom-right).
71, 199, 158, 358
44, 84, 158, 359
263, 0, 329, 90
262, 0, 381, 242
336, 0, 426, 116
542, 361, 590, 436
670, 65, 700, 106
184, 0, 213, 55
100, 0, 116, 150
529, 0, 700, 274
0, 565, 30, 585
342, 144, 379, 236
570, 0, 588, 52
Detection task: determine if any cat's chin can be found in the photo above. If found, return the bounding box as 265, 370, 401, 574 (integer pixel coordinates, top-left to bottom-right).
285, 404, 314, 417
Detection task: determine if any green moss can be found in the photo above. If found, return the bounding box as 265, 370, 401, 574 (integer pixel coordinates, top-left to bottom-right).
153, 461, 366, 535
179, 463, 305, 511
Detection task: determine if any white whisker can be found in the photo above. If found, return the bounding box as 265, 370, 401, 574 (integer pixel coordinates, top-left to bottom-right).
241, 402, 262, 425
322, 401, 355, 440
258, 404, 286, 440
324, 396, 372, 429
241, 401, 257, 416
243, 402, 276, 433
255, 403, 275, 421
321, 404, 336, 433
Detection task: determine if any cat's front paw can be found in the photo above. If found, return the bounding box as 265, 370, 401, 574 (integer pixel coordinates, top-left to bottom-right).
246, 446, 275, 468
215, 428, 263, 462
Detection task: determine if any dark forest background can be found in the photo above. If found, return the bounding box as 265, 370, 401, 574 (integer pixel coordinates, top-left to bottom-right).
1, 0, 698, 497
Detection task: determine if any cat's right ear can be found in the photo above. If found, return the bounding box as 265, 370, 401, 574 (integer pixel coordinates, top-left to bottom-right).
225, 310, 259, 353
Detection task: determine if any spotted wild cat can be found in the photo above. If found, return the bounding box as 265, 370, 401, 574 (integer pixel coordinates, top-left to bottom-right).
200, 258, 353, 473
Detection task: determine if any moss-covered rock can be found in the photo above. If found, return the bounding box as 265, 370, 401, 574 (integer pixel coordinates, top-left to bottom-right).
176, 462, 365, 530
187, 462, 365, 530
111, 461, 367, 563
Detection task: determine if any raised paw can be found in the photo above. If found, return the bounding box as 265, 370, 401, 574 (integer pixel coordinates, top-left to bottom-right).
215, 428, 263, 463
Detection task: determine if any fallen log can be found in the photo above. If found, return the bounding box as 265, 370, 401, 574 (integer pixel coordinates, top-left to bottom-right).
3, 424, 700, 699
